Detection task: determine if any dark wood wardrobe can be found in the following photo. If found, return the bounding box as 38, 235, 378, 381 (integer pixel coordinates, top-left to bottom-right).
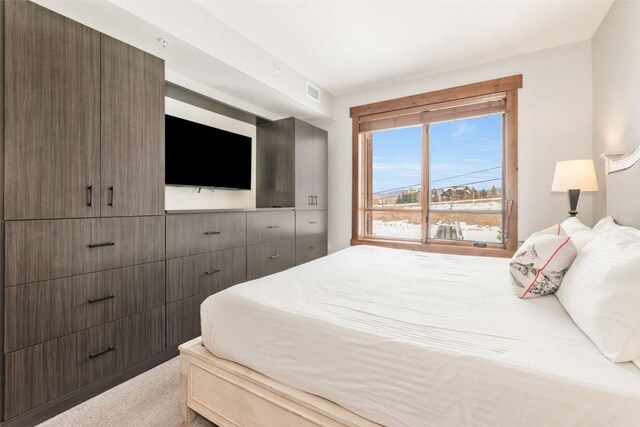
1, 1, 169, 424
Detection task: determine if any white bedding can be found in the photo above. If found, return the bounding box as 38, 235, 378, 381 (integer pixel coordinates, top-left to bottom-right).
201, 245, 640, 427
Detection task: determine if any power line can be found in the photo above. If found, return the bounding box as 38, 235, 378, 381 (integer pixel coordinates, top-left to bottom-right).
432, 166, 501, 183
374, 165, 502, 195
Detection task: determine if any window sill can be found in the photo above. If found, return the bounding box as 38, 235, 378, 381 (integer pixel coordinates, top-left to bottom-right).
351, 238, 515, 258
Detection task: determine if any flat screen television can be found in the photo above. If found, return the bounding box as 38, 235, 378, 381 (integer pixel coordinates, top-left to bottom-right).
165, 115, 252, 190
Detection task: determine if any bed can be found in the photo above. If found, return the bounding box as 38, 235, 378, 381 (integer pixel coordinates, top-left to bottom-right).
179, 148, 640, 427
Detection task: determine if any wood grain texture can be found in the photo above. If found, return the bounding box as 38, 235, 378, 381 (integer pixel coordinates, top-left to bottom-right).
295, 210, 327, 237
312, 126, 328, 210
246, 210, 295, 245
114, 307, 165, 372
166, 247, 246, 303
180, 339, 382, 427
256, 119, 295, 208
4, 262, 165, 353
166, 292, 213, 348
295, 233, 328, 266
350, 74, 522, 117
4, 334, 77, 419
5, 216, 165, 287
2, 348, 177, 427
166, 212, 247, 259
95, 216, 165, 271
5, 218, 93, 287
4, 0, 101, 220
294, 119, 314, 210
4, 307, 164, 419
247, 239, 295, 280
101, 35, 165, 217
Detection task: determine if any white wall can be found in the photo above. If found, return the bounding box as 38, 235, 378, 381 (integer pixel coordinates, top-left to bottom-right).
592, 0, 640, 219
164, 98, 257, 210
323, 41, 594, 253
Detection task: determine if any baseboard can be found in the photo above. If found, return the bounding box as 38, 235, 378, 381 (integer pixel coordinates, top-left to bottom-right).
1, 347, 179, 427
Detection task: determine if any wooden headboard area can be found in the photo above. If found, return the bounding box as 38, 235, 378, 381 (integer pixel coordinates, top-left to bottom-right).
605, 146, 640, 228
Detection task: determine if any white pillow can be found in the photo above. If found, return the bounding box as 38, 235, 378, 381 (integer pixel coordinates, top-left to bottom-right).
560, 217, 596, 251
556, 231, 640, 363
593, 216, 639, 236
510, 227, 577, 299
593, 216, 619, 233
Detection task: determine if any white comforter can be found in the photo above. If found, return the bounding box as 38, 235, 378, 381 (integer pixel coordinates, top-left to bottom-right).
201, 245, 640, 427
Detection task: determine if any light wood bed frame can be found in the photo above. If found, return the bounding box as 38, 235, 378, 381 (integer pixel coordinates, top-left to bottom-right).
180, 148, 640, 427
179, 338, 380, 426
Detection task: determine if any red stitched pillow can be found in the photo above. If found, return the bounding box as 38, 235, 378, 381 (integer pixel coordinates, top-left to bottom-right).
510, 226, 577, 299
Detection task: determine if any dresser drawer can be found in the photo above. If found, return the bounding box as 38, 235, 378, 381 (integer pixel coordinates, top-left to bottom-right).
4, 262, 165, 353
295, 210, 327, 236
247, 239, 295, 280
166, 212, 247, 259
167, 291, 213, 348
5, 216, 165, 286
296, 233, 328, 265
167, 247, 246, 303
4, 307, 165, 419
247, 210, 295, 245
95, 217, 165, 272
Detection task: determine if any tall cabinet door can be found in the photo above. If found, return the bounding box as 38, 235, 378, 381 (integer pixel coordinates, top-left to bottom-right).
101, 36, 165, 217
4, 1, 101, 220
311, 127, 328, 209
294, 120, 314, 210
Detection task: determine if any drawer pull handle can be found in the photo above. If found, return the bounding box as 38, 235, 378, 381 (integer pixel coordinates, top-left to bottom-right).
88, 242, 115, 249
309, 246, 318, 250
108, 186, 114, 207
89, 346, 116, 359
204, 231, 221, 235
87, 185, 93, 207
88, 294, 115, 304
309, 221, 318, 224
269, 254, 281, 259
267, 225, 280, 229
205, 268, 221, 275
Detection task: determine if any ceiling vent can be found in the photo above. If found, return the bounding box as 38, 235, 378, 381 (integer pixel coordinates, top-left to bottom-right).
306, 81, 321, 103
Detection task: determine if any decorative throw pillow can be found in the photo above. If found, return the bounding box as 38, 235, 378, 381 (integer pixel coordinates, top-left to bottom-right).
556, 231, 640, 363
510, 227, 577, 299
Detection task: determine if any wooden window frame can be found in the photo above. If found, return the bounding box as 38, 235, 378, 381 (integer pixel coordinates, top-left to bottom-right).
351, 75, 522, 258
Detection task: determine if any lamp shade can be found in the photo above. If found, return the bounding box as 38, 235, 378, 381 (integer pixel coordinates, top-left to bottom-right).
551, 159, 598, 192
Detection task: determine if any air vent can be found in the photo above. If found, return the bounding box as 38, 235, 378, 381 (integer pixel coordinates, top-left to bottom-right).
306, 81, 321, 103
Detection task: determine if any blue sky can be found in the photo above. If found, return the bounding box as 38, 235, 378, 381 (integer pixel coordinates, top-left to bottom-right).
372, 114, 503, 193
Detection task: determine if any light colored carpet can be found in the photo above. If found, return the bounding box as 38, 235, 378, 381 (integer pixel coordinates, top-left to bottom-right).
40, 357, 214, 427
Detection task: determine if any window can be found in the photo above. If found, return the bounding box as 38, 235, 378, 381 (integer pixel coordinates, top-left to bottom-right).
352, 76, 521, 256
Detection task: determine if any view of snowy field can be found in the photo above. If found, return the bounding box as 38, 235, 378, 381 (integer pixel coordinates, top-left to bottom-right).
370, 198, 502, 243
372, 221, 501, 243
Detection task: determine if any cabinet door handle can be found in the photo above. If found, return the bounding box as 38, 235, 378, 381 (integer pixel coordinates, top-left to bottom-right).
87, 242, 115, 249
88, 294, 115, 304
108, 186, 114, 207
266, 225, 280, 229
203, 231, 221, 235
269, 254, 281, 259
314, 196, 318, 205
308, 196, 313, 205
309, 245, 318, 250
205, 268, 221, 275
89, 346, 116, 359
309, 221, 318, 224
87, 185, 93, 207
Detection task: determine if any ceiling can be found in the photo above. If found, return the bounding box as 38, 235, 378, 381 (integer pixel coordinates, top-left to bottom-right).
196, 0, 613, 96
35, 0, 613, 121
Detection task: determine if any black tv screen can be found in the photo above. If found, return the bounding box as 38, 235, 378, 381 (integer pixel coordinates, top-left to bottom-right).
165, 115, 252, 190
